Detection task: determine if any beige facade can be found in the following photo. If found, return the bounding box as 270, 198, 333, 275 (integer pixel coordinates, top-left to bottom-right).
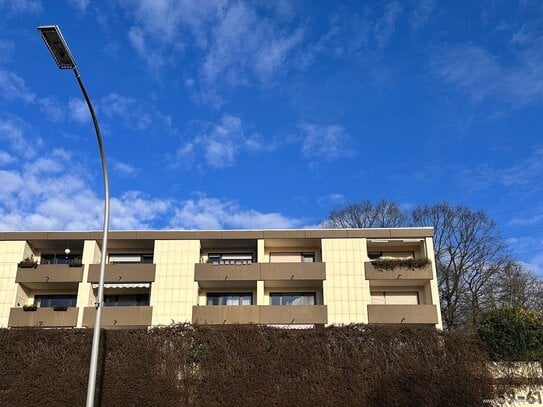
0, 228, 442, 329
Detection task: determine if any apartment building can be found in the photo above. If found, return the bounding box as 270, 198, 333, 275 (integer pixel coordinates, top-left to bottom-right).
0, 228, 442, 329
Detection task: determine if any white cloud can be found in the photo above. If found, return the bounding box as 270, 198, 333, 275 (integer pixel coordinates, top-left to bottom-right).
200, 2, 303, 85
169, 194, 303, 229
299, 123, 354, 162
0, 70, 36, 103
99, 92, 155, 130
111, 159, 138, 177
177, 114, 269, 169
38, 96, 64, 122
0, 116, 39, 158
0, 157, 171, 231
120, 0, 303, 97
68, 98, 90, 123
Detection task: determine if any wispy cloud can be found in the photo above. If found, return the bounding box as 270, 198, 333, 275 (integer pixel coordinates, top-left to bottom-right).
0, 116, 40, 158
374, 1, 402, 48
67, 0, 89, 11
176, 114, 270, 169
465, 146, 543, 191
0, 0, 42, 16
119, 0, 303, 103
432, 41, 543, 108
0, 40, 15, 64
169, 194, 304, 229
317, 193, 346, 207
0, 70, 36, 103
0, 151, 14, 166
408, 0, 435, 30
299, 123, 354, 163
38, 96, 64, 122
99, 93, 153, 130
111, 159, 138, 177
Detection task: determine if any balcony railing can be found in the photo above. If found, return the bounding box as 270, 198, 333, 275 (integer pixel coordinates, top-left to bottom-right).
364, 261, 433, 280
87, 263, 156, 283
82, 306, 153, 328
194, 262, 326, 282
192, 305, 327, 325
8, 307, 79, 327
367, 304, 439, 324
16, 263, 84, 284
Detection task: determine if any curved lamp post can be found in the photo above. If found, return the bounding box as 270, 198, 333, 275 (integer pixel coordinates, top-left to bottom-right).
37, 25, 110, 407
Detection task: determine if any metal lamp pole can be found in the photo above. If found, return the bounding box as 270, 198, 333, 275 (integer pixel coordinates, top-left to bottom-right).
37, 25, 110, 407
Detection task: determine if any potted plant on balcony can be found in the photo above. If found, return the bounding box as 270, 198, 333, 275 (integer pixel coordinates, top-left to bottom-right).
22, 304, 37, 311
370, 257, 430, 271
18, 256, 37, 268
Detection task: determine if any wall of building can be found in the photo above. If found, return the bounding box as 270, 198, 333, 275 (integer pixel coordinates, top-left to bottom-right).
0, 241, 27, 327
322, 238, 370, 324
151, 240, 200, 325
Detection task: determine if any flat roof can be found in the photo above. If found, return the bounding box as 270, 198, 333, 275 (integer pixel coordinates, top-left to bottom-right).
0, 227, 434, 241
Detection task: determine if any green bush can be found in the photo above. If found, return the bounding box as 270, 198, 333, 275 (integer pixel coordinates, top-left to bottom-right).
478, 307, 543, 361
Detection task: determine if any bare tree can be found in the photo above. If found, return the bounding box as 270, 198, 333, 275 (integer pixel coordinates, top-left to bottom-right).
324, 199, 407, 228
324, 199, 543, 332
490, 261, 543, 312
411, 203, 507, 332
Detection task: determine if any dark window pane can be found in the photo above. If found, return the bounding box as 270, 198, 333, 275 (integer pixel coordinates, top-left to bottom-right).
35, 295, 77, 307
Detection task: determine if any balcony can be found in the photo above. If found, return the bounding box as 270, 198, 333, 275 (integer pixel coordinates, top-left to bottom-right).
8, 307, 79, 327
367, 304, 439, 324
260, 263, 325, 281
364, 261, 433, 281
194, 262, 326, 285
82, 306, 153, 328
192, 305, 260, 324
195, 263, 260, 283
16, 263, 84, 284
260, 305, 327, 324
87, 263, 156, 283
192, 305, 327, 325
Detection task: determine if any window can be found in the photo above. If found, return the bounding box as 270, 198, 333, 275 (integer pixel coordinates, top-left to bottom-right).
41, 253, 81, 265
371, 291, 419, 305
34, 294, 77, 308
104, 294, 150, 307
206, 293, 252, 305
269, 252, 316, 263
270, 293, 316, 306
207, 253, 254, 265
109, 254, 154, 264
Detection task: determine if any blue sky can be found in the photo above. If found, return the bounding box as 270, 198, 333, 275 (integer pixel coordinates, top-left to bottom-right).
0, 0, 543, 274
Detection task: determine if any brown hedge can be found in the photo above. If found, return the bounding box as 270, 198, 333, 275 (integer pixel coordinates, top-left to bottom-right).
0, 325, 494, 406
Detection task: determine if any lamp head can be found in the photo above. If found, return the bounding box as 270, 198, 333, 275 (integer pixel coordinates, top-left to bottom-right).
64, 248, 71, 255
37, 25, 76, 69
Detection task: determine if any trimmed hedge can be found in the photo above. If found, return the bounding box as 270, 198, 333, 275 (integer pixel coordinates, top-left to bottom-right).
0, 325, 494, 406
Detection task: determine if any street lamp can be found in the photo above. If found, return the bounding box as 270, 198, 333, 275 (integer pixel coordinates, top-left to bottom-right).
37, 25, 110, 407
